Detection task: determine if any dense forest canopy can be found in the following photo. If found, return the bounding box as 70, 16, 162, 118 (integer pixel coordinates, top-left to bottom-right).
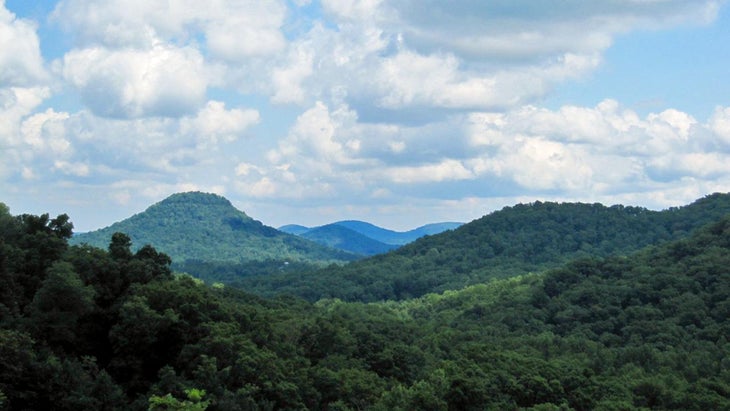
1, 197, 728, 410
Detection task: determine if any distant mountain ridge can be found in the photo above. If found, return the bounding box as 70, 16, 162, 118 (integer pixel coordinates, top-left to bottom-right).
279, 220, 463, 254
241, 192, 730, 301
296, 224, 399, 256
70, 192, 357, 264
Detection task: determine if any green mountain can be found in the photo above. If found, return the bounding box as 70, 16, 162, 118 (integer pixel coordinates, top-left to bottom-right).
2, 201, 727, 410
299, 224, 399, 256
239, 193, 730, 301
69, 192, 357, 264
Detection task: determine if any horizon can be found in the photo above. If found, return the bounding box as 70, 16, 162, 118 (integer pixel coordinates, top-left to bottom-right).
2, 1, 730, 232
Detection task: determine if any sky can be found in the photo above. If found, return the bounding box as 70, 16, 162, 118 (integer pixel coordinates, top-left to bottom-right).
2, 0, 730, 232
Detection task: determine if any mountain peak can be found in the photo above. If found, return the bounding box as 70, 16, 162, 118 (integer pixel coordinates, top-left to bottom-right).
156, 191, 233, 207
71, 192, 356, 264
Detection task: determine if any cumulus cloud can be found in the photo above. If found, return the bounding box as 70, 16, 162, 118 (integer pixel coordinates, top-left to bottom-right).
255, 0, 717, 122
233, 98, 730, 218
52, 0, 287, 56
0, 3, 47, 86
180, 101, 260, 145
1, 94, 260, 203
385, 159, 474, 183
49, 0, 719, 120
51, 0, 288, 119
0, 87, 51, 143
61, 44, 208, 118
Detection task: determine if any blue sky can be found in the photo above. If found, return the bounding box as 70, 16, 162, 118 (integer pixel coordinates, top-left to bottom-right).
2, 0, 730, 232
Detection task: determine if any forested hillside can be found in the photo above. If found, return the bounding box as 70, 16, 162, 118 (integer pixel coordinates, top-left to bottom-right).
70, 192, 357, 265
238, 193, 730, 301
1, 202, 728, 410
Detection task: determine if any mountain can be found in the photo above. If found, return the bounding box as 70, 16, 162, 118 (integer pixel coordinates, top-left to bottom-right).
299, 224, 399, 256
408, 221, 465, 237
279, 220, 463, 254
70, 192, 357, 264
333, 220, 463, 245
239, 192, 730, 301
278, 224, 310, 235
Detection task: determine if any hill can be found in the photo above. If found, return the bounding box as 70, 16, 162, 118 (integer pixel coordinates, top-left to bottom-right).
69, 192, 357, 265
238, 192, 730, 301
1, 201, 727, 410
299, 224, 399, 256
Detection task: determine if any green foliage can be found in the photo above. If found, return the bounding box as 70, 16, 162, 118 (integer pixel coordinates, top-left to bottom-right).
1, 197, 729, 410
149, 388, 210, 410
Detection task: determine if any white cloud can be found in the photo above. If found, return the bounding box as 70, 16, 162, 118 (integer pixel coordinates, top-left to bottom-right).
0, 3, 47, 86
53, 0, 288, 59
180, 101, 260, 145
279, 101, 361, 163
271, 46, 314, 104
385, 159, 474, 183
708, 106, 730, 146
61, 44, 208, 118
203, 2, 287, 60
53, 160, 90, 176
21, 108, 72, 154
0, 87, 50, 144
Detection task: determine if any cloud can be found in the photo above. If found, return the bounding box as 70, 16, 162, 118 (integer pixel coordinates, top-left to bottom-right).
385, 159, 474, 183
232, 99, 730, 214
52, 0, 290, 117
203, 1, 287, 60
61, 43, 208, 118
52, 0, 288, 55
382, 0, 719, 60
708, 106, 730, 146
270, 45, 314, 104
1, 97, 261, 199
0, 3, 47, 86
49, 0, 719, 121
180, 101, 260, 146
0, 87, 51, 143
266, 0, 718, 123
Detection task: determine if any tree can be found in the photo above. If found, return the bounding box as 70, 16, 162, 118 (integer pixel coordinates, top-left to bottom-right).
109, 232, 133, 260
25, 261, 95, 351
148, 388, 210, 411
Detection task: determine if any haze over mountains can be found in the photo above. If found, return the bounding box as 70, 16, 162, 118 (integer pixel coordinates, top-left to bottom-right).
279, 220, 463, 256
